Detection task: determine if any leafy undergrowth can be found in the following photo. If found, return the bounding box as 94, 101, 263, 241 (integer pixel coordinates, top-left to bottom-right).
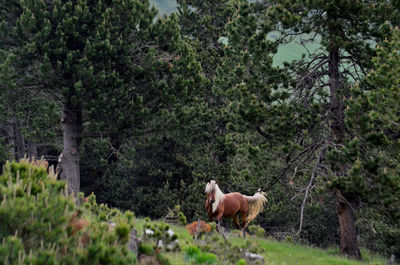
134, 218, 395, 265
0, 159, 394, 265
0, 159, 138, 265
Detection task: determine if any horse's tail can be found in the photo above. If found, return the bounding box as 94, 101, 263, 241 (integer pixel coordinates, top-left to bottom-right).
243, 192, 267, 225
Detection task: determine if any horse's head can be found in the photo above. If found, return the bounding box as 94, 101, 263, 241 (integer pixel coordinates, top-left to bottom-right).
205, 180, 217, 205
205, 180, 226, 214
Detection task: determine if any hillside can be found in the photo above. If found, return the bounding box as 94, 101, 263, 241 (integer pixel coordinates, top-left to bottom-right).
151, 0, 177, 15
3, 1, 399, 263
134, 218, 393, 265
0, 148, 395, 265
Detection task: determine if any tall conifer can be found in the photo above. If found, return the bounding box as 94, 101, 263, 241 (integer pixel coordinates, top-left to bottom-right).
1, 0, 197, 194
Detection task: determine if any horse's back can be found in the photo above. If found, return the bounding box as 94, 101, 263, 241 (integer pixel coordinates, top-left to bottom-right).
226, 192, 247, 203
222, 192, 247, 217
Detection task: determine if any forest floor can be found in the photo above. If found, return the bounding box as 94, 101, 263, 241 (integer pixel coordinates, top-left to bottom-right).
134, 218, 395, 265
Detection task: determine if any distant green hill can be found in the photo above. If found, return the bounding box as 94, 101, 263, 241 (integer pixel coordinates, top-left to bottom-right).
151, 0, 177, 15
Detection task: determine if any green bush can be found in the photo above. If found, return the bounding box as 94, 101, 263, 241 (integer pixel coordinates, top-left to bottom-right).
144, 221, 180, 251
0, 159, 137, 264
248, 224, 266, 237
237, 259, 247, 265
358, 216, 400, 261
139, 243, 154, 255
185, 245, 219, 265
191, 231, 262, 264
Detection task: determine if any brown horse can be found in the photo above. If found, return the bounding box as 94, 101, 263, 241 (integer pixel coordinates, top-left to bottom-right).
205, 180, 267, 237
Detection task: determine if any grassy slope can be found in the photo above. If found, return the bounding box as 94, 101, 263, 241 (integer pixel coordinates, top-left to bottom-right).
134, 218, 392, 265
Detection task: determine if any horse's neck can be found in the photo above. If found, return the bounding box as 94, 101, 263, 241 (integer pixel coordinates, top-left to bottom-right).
212, 186, 225, 213
214, 186, 225, 200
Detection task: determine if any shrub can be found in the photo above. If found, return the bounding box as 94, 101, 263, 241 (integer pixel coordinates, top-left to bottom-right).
144, 221, 180, 251
248, 224, 266, 237
0, 159, 137, 264
185, 245, 218, 265
185, 220, 212, 236
192, 231, 263, 264
237, 259, 247, 265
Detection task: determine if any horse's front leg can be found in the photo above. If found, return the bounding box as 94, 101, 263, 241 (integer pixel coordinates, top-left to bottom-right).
216, 215, 222, 232
208, 210, 214, 223
215, 213, 227, 239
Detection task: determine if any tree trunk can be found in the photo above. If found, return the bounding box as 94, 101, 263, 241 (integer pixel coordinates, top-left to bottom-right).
27, 141, 38, 160
60, 103, 81, 195
336, 190, 361, 258
329, 48, 361, 259
328, 48, 345, 142
6, 114, 15, 161
15, 121, 26, 159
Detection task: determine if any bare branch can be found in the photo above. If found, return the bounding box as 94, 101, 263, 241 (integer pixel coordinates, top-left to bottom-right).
256, 126, 274, 140
296, 59, 328, 91
296, 143, 326, 236
265, 137, 325, 191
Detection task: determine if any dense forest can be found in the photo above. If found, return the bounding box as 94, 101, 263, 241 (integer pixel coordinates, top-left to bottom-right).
1, 0, 399, 262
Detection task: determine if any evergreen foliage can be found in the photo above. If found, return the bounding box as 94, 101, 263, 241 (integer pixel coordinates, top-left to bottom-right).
222, 0, 396, 258
185, 245, 218, 265
0, 159, 137, 264
212, 0, 339, 247
345, 27, 400, 260
0, 0, 399, 260
1, 0, 203, 194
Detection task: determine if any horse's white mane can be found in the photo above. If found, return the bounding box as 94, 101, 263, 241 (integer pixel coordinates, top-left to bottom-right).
205, 180, 225, 213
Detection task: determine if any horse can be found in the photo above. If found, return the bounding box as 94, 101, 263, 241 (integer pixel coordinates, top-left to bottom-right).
205, 180, 267, 237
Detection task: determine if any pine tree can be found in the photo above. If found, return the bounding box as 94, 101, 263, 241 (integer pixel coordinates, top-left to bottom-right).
2, 0, 196, 195
259, 0, 393, 258
345, 27, 400, 260
217, 0, 395, 258
0, 0, 61, 163
177, 0, 233, 78
175, 0, 239, 187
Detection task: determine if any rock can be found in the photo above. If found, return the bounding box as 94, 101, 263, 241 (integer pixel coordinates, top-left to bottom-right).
166, 239, 179, 251
387, 254, 395, 265
145, 229, 154, 236
157, 238, 179, 251
244, 251, 265, 264
128, 229, 139, 255
157, 239, 164, 248
167, 228, 174, 237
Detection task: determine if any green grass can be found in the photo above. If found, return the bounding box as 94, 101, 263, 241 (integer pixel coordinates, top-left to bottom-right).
230, 238, 388, 265
133, 218, 394, 265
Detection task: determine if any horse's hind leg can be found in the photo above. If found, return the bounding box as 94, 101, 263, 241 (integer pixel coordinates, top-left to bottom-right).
240, 211, 248, 238
232, 215, 240, 229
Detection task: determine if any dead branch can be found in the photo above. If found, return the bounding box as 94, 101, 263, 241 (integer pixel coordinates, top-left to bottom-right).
296, 143, 326, 236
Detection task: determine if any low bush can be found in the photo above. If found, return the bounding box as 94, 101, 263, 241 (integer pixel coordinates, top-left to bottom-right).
185, 245, 218, 265
0, 159, 137, 265
248, 224, 266, 237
